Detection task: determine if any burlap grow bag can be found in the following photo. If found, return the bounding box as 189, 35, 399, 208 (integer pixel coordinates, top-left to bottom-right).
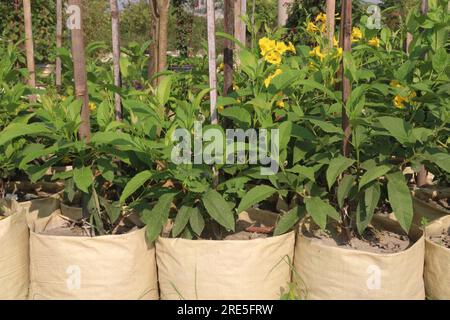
156, 209, 295, 300
28, 208, 158, 300
294, 216, 425, 300
0, 200, 29, 299
424, 215, 450, 300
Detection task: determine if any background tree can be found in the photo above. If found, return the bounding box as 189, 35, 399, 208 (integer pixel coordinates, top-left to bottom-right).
23, 0, 36, 98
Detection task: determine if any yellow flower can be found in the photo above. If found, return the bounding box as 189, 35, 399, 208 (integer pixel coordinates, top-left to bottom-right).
287, 42, 296, 54
393, 95, 407, 109
320, 23, 327, 34
309, 46, 326, 61
315, 13, 327, 24
368, 37, 380, 48
275, 41, 289, 55
264, 68, 283, 88
333, 36, 339, 47
276, 100, 285, 109
335, 47, 343, 58
390, 80, 402, 88
307, 22, 319, 33
218, 62, 224, 71
351, 27, 363, 42
88, 102, 96, 111
264, 51, 282, 65
259, 37, 276, 57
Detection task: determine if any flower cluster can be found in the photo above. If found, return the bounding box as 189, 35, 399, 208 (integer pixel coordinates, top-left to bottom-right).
390, 80, 417, 109
307, 13, 327, 33
259, 37, 296, 65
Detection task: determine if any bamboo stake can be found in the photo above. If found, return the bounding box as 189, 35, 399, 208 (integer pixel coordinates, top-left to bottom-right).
56, 0, 63, 90
23, 0, 36, 102
326, 0, 336, 49
207, 0, 218, 125
110, 0, 122, 121
234, 0, 246, 46
223, 0, 234, 96
67, 0, 91, 142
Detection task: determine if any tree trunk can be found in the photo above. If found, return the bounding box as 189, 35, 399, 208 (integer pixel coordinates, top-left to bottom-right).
223, 0, 234, 96
23, 0, 36, 102
110, 0, 122, 121
207, 0, 218, 125
56, 0, 63, 90
68, 0, 91, 142
277, 0, 293, 27
326, 0, 336, 49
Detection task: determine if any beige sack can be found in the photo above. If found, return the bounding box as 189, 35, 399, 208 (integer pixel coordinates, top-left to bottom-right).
28, 209, 158, 300
156, 209, 295, 300
0, 200, 29, 299
424, 215, 450, 300
294, 216, 425, 300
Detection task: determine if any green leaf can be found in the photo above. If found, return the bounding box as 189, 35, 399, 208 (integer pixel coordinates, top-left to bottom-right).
273, 206, 306, 236
189, 207, 205, 236
387, 172, 413, 233
429, 153, 450, 173
220, 106, 251, 127
172, 205, 193, 237
305, 197, 340, 230
119, 170, 152, 204
143, 193, 176, 243
308, 118, 343, 134
326, 156, 355, 189
287, 165, 315, 181
237, 185, 277, 213
202, 189, 235, 231
156, 75, 173, 106
359, 165, 391, 190
432, 47, 448, 73
378, 116, 415, 145
73, 166, 94, 193
0, 123, 51, 146
356, 183, 381, 234
337, 174, 355, 208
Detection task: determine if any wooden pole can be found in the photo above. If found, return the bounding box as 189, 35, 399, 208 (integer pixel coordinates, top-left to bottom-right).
56, 0, 63, 90
340, 0, 352, 158
223, 0, 234, 96
326, 0, 336, 49
234, 0, 246, 46
207, 0, 218, 125
417, 0, 428, 187
158, 0, 170, 79
340, 0, 352, 238
23, 0, 36, 102
277, 0, 293, 27
68, 0, 91, 142
110, 0, 122, 121
148, 0, 159, 83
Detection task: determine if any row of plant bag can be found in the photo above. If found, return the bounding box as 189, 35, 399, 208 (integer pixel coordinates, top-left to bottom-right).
0, 182, 448, 300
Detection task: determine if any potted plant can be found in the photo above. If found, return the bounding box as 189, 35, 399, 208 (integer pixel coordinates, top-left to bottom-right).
11, 90, 160, 299
280, 6, 448, 299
